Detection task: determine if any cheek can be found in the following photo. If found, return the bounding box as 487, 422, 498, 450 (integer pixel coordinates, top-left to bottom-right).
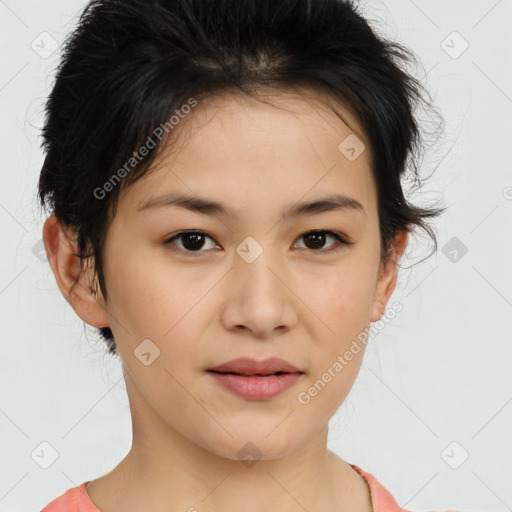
300, 280, 372, 416
315, 261, 378, 326
107, 256, 214, 381
106, 248, 202, 337
305, 260, 378, 369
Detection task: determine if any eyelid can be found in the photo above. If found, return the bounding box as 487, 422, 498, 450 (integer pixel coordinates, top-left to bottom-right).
296, 230, 354, 252
164, 230, 220, 255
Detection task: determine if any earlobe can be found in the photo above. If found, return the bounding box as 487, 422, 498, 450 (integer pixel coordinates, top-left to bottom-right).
42, 214, 110, 329
370, 230, 408, 323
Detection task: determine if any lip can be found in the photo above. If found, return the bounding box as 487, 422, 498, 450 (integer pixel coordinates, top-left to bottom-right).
209, 372, 302, 400
207, 357, 304, 400
208, 357, 303, 375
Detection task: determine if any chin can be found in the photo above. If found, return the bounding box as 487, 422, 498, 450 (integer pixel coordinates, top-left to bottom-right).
201, 430, 303, 464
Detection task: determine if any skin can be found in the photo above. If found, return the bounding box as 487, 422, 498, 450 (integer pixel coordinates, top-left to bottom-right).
43, 86, 408, 512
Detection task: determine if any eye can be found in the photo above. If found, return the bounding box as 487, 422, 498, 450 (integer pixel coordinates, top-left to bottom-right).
164, 229, 353, 256
294, 230, 353, 253
164, 230, 219, 254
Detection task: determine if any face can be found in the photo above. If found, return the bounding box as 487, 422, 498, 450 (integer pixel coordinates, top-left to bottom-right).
44, 87, 406, 462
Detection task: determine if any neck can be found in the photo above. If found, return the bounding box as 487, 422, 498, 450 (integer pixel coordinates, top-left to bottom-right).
86, 376, 372, 512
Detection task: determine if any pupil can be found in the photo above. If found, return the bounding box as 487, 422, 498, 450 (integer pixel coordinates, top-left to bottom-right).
305, 232, 325, 249
183, 233, 205, 251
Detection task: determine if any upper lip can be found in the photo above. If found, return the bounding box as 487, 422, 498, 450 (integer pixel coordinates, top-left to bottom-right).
208, 357, 304, 376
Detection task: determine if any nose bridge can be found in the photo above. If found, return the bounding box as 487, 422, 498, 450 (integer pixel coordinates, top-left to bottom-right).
222, 237, 296, 336
234, 239, 283, 304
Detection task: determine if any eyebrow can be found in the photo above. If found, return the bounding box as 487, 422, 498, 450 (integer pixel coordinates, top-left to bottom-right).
137, 192, 365, 218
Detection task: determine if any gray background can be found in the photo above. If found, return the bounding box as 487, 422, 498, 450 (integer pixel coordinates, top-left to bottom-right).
0, 0, 511, 510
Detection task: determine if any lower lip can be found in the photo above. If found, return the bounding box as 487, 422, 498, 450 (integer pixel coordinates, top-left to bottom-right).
208, 372, 302, 400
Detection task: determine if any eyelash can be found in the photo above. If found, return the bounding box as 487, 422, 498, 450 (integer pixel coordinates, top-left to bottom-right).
164, 230, 353, 256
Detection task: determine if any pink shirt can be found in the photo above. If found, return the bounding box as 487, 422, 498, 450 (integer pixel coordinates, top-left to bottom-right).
40, 464, 453, 511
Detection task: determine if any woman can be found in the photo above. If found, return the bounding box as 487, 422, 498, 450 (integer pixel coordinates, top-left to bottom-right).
38, 0, 451, 510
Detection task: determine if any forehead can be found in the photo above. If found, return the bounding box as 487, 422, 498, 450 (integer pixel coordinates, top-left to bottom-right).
119, 86, 376, 221
176, 86, 369, 158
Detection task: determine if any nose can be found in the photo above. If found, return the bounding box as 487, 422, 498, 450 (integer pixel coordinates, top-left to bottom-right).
219, 248, 298, 339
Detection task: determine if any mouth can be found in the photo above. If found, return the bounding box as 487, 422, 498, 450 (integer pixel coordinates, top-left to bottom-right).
208, 370, 303, 377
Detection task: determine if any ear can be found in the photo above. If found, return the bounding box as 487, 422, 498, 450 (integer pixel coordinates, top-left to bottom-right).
370, 230, 408, 323
42, 214, 110, 329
